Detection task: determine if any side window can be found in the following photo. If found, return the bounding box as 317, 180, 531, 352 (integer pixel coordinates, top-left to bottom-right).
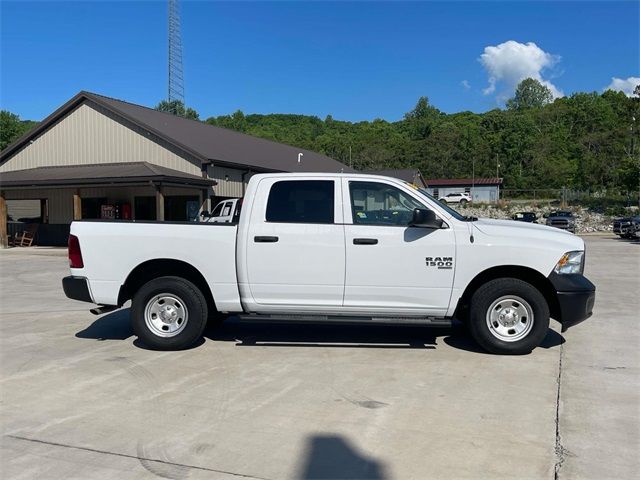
221, 203, 232, 217
211, 202, 224, 217
266, 180, 334, 224
349, 181, 424, 226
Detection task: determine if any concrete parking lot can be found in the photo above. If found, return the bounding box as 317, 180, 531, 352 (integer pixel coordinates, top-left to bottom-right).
0, 236, 638, 480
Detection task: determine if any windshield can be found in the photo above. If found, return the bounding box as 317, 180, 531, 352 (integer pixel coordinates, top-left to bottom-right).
408, 185, 467, 221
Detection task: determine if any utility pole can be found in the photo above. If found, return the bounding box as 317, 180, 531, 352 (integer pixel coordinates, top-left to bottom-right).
471, 158, 475, 201
168, 0, 185, 113
349, 145, 352, 168
496, 153, 500, 179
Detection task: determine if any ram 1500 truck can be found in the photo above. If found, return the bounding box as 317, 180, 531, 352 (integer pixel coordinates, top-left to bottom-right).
63, 173, 596, 354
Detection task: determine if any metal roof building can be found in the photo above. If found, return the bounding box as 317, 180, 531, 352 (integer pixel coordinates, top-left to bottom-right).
362, 169, 427, 188
0, 91, 351, 246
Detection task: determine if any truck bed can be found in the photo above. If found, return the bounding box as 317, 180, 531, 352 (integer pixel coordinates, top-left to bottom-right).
70, 220, 242, 311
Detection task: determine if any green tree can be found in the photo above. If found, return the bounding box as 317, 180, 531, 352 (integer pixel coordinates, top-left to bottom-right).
506, 78, 554, 111
0, 110, 38, 151
155, 100, 200, 120
403, 96, 441, 139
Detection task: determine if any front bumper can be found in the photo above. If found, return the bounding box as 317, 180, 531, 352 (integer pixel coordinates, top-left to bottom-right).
62, 276, 94, 303
548, 272, 596, 332
547, 223, 576, 232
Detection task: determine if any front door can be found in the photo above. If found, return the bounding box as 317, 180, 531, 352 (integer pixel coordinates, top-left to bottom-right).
245, 178, 345, 307
342, 179, 456, 315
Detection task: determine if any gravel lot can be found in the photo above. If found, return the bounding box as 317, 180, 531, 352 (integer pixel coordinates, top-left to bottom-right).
456, 205, 635, 233
0, 236, 638, 480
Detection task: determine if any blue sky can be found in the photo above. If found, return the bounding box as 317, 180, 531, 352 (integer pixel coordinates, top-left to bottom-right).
1, 1, 638, 121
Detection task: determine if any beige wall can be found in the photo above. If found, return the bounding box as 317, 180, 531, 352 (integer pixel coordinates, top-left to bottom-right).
5, 188, 74, 223
207, 165, 253, 198
1, 102, 253, 200
0, 103, 202, 175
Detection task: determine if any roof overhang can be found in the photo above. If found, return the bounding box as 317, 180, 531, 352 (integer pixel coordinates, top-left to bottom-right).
0, 163, 217, 190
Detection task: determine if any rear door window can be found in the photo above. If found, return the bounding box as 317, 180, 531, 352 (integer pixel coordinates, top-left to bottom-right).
266, 180, 334, 224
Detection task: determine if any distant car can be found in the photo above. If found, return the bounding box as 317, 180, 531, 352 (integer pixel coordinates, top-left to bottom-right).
441, 192, 471, 204
545, 211, 576, 233
512, 212, 538, 223
613, 215, 640, 239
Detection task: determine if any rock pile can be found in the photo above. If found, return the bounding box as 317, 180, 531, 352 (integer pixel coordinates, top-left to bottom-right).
455, 204, 615, 233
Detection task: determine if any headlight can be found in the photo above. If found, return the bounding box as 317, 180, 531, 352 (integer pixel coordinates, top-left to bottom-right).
554, 251, 584, 275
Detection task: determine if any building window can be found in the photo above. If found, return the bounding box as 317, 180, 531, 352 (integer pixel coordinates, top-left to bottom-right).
464, 187, 471, 194
266, 180, 334, 224
433, 188, 439, 199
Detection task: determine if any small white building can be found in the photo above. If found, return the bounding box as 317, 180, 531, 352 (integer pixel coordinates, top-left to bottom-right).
423, 178, 503, 203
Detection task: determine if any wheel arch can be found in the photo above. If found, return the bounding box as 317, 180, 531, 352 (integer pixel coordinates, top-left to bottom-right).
454, 265, 560, 322
118, 259, 216, 313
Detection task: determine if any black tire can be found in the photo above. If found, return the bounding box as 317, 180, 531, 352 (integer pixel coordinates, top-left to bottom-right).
468, 278, 549, 355
131, 276, 208, 350
460, 199, 468, 205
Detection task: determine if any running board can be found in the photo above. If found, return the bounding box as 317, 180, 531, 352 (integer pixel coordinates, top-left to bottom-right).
236, 313, 451, 327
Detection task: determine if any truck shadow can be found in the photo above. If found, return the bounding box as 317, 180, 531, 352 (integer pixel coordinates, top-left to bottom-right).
206, 318, 444, 350
75, 308, 133, 341
74, 309, 565, 354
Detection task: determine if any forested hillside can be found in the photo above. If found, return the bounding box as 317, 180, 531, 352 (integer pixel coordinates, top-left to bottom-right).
205, 81, 639, 193
2, 79, 638, 194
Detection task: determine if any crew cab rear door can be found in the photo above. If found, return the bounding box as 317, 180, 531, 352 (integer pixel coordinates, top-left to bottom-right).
341, 179, 456, 315
245, 177, 345, 307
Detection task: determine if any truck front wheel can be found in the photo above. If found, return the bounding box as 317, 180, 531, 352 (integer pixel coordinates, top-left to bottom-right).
468, 278, 549, 355
131, 276, 208, 350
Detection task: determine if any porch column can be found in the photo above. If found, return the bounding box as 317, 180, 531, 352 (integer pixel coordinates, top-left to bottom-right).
73, 190, 82, 220
0, 192, 8, 249
155, 185, 165, 221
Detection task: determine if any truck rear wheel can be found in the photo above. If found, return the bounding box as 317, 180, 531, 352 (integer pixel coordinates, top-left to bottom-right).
468, 278, 549, 355
131, 276, 208, 350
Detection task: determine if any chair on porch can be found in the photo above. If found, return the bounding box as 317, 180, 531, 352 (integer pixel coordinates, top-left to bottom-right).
14, 223, 39, 247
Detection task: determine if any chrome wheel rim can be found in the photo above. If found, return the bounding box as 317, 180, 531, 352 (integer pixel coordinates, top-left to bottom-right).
485, 295, 534, 342
144, 293, 189, 337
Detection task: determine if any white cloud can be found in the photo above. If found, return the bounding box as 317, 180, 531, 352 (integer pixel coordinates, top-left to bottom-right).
461, 80, 471, 90
479, 40, 563, 103
604, 77, 640, 97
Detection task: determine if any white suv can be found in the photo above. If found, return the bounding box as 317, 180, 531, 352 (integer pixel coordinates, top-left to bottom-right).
441, 192, 471, 204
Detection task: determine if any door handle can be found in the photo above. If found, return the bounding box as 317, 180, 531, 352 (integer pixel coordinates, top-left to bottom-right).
353, 238, 378, 245
254, 236, 279, 243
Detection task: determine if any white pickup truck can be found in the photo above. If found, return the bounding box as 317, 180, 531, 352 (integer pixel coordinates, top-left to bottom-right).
63, 173, 595, 354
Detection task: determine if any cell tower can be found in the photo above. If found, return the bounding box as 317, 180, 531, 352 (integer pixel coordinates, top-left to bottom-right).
168, 0, 185, 112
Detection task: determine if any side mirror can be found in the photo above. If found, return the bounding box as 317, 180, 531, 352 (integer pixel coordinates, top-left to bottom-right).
410, 208, 443, 229
200, 210, 211, 218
